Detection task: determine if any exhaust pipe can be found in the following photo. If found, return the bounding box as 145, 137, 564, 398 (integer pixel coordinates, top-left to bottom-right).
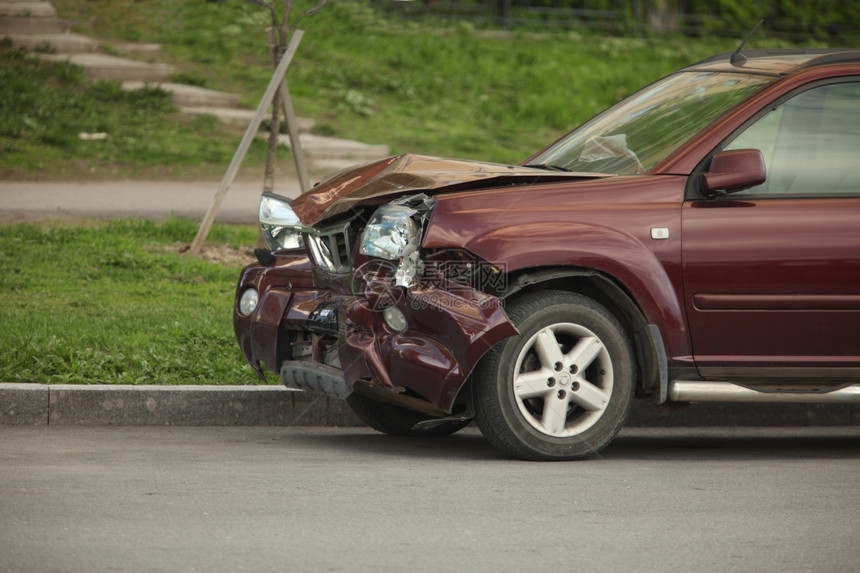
668, 381, 860, 404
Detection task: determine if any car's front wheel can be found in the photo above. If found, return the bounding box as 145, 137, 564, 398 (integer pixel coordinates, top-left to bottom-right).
346, 393, 471, 437
474, 290, 634, 460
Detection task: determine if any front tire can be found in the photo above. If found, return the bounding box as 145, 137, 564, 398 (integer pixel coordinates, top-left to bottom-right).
346, 393, 471, 437
474, 291, 634, 460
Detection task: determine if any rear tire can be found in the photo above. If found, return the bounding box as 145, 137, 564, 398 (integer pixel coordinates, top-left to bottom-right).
346, 393, 470, 437
474, 291, 634, 460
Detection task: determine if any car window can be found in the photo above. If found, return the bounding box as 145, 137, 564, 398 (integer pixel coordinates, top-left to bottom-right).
531, 71, 772, 175
726, 82, 860, 197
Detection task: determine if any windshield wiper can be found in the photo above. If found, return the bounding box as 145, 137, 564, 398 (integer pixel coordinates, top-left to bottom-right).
524, 163, 572, 172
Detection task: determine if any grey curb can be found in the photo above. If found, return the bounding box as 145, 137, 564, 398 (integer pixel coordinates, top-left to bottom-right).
2, 383, 859, 427
0, 384, 362, 427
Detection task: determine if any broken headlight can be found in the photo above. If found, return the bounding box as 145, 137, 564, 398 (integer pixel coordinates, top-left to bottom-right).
259, 193, 308, 251
359, 203, 420, 260
359, 195, 435, 288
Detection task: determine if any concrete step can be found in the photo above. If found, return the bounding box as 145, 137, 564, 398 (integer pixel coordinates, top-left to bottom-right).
0, 15, 67, 33
5, 31, 98, 53
179, 105, 258, 126
290, 134, 391, 178
39, 52, 174, 82
0, 1, 56, 18
113, 42, 162, 54
0, 0, 66, 34
309, 158, 379, 178
294, 133, 389, 162
181, 105, 317, 132
9, 1, 389, 175
123, 81, 240, 108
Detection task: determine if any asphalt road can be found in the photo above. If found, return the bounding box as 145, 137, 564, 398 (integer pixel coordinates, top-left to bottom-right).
2, 426, 858, 573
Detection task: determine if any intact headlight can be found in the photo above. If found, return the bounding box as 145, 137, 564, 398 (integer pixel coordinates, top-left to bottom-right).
359, 204, 420, 260
259, 193, 307, 251
238, 288, 259, 316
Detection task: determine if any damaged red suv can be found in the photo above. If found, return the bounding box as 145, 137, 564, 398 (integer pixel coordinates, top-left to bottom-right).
234, 49, 860, 460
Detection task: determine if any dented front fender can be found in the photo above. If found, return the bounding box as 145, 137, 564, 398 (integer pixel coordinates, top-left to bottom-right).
339, 281, 518, 413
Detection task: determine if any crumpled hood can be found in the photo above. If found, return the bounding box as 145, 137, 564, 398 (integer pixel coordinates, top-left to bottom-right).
290, 154, 597, 225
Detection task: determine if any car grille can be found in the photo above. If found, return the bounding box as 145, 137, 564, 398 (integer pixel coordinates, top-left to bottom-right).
306, 220, 354, 274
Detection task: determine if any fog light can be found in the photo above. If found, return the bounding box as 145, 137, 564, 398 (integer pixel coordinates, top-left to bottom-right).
238, 288, 259, 316
383, 307, 408, 332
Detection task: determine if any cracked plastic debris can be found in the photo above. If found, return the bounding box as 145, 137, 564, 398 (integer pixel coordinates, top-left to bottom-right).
392, 192, 435, 216
395, 244, 422, 287
390, 194, 434, 288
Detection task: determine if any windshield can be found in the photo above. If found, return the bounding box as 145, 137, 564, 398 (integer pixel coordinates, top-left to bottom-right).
529, 71, 774, 175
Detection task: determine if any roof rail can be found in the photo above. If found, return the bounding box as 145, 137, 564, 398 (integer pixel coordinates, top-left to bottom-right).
687, 49, 860, 74
796, 50, 860, 70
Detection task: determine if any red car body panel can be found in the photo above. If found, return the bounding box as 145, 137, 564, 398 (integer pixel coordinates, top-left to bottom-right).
290, 153, 608, 226
422, 175, 691, 362
682, 196, 860, 371
339, 284, 518, 412
234, 253, 317, 375
234, 251, 518, 411
234, 50, 860, 419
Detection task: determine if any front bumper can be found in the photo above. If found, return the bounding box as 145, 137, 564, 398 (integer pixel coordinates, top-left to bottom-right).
233, 253, 517, 414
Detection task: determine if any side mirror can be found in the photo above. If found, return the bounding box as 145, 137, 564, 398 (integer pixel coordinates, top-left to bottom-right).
702, 149, 766, 196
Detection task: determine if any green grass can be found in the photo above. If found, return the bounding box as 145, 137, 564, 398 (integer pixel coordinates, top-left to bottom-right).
0, 219, 265, 385
0, 40, 271, 179
3, 0, 820, 179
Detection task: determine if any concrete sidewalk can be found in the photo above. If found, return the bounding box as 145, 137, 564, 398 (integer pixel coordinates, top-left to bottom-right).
0, 179, 302, 224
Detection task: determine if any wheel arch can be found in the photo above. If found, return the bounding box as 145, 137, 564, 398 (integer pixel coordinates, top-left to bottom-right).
430, 216, 689, 364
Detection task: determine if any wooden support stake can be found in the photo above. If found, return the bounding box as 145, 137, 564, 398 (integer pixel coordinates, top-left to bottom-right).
280, 76, 311, 193
263, 27, 284, 196
189, 29, 305, 256
265, 28, 311, 194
